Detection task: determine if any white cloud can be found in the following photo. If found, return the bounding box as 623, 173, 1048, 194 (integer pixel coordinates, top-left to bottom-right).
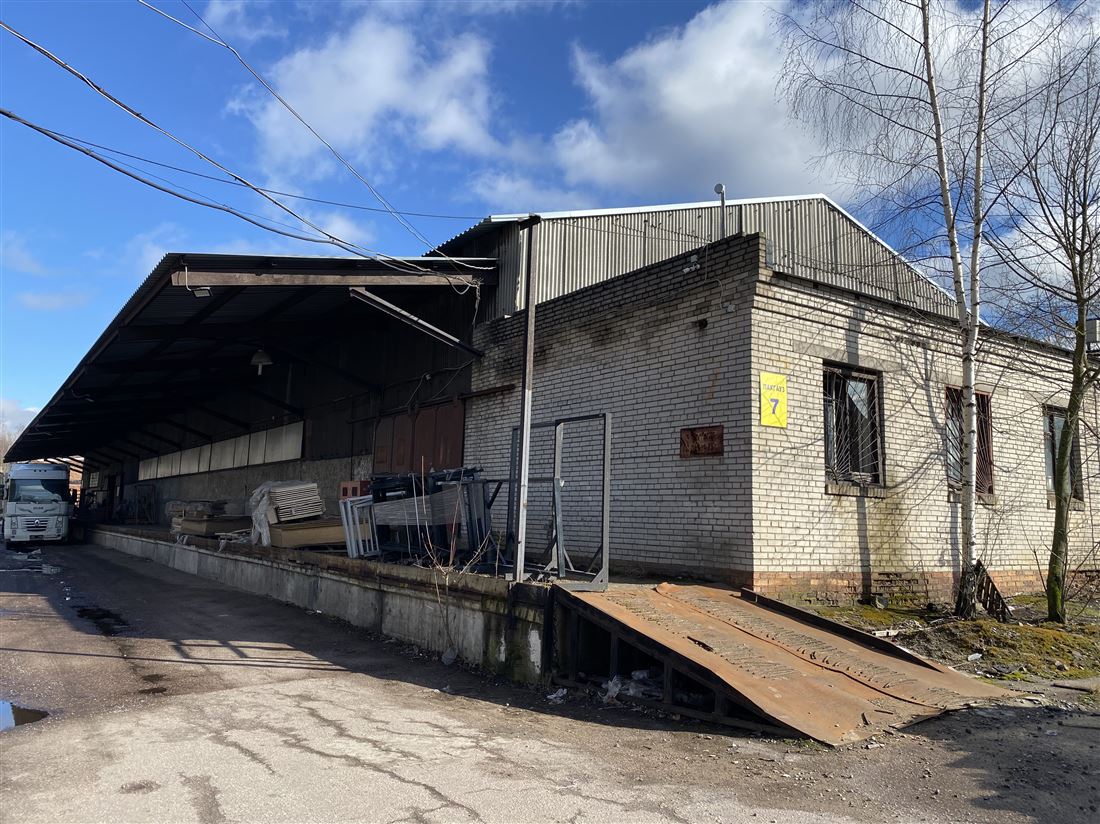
468, 170, 596, 213
203, 0, 286, 44
16, 290, 91, 311
232, 14, 499, 184
0, 398, 39, 437
552, 0, 821, 201
1, 230, 48, 276
123, 222, 187, 278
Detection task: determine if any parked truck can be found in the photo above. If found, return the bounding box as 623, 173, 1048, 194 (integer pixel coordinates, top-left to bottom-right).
2, 462, 70, 544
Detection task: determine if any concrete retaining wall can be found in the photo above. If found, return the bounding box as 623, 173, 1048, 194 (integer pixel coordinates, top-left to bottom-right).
88, 527, 549, 685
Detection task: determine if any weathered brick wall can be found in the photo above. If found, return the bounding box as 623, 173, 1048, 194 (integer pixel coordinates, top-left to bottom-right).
464, 235, 764, 581
464, 231, 1096, 603
750, 270, 1098, 603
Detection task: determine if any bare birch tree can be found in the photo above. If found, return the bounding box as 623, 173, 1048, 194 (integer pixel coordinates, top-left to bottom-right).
986, 27, 1100, 622
778, 0, 1077, 617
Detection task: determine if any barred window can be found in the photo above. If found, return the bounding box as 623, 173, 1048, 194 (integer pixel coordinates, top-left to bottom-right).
1044, 407, 1083, 500
823, 365, 882, 484
945, 388, 994, 495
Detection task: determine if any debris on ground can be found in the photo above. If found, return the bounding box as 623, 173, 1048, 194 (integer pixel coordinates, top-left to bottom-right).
546, 687, 568, 704
601, 675, 622, 703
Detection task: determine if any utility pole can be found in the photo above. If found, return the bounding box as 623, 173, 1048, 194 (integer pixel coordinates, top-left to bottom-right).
514, 214, 541, 583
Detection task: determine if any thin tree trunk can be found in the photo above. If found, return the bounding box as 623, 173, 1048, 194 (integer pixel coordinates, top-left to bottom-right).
956, 0, 991, 619
917, 0, 987, 616
1048, 296, 1089, 622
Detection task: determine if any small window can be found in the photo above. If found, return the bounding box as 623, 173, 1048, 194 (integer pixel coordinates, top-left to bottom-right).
823, 365, 882, 485
1045, 407, 1083, 500
945, 388, 994, 495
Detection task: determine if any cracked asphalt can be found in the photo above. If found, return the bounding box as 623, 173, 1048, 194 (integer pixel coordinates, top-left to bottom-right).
1, 544, 1098, 824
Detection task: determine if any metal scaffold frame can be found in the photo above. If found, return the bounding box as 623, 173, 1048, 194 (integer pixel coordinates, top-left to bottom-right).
507, 412, 611, 592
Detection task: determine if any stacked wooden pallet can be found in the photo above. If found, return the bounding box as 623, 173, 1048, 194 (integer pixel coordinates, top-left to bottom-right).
268, 482, 324, 523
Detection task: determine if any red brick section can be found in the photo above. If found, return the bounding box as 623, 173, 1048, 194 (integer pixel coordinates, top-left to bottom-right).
752, 568, 1049, 606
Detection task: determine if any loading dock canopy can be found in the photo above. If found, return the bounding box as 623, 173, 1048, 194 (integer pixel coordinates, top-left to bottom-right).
5, 252, 495, 464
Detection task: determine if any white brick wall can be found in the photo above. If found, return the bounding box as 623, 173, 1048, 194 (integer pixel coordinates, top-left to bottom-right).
751, 270, 1096, 598
464, 233, 1096, 599
465, 236, 765, 580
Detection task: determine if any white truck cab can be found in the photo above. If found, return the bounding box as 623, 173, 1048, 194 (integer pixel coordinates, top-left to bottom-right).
2, 463, 70, 544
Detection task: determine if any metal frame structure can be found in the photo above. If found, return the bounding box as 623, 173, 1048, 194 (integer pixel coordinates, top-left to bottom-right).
339, 494, 380, 559
507, 412, 611, 592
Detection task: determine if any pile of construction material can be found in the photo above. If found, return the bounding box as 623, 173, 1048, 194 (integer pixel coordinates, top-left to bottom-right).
249, 481, 342, 549
166, 500, 251, 537
268, 482, 324, 522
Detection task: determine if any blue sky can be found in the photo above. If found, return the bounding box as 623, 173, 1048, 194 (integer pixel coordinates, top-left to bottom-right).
1, 0, 828, 432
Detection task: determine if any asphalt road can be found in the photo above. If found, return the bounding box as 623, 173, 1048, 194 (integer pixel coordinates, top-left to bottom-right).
1, 544, 1097, 824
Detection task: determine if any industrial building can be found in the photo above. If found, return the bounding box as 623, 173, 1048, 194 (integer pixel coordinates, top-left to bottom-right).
7, 194, 1096, 604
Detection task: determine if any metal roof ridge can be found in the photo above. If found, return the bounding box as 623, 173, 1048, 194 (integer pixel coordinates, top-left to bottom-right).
484, 193, 829, 222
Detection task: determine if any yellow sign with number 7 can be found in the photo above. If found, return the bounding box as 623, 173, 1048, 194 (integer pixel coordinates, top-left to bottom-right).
760, 372, 788, 428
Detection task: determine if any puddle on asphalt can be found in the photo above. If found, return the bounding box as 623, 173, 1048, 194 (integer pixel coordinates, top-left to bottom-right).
73, 606, 129, 636
0, 700, 48, 732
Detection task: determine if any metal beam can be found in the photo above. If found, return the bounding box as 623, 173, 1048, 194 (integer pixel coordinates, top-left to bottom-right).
197, 405, 249, 430
267, 343, 380, 392
172, 270, 494, 288
160, 418, 212, 440
93, 444, 142, 461
136, 429, 183, 450
244, 387, 303, 416
117, 434, 167, 454
85, 357, 253, 374
349, 287, 483, 357
115, 321, 320, 343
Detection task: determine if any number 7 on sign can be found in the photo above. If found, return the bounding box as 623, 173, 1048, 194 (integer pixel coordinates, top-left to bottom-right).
759, 372, 788, 428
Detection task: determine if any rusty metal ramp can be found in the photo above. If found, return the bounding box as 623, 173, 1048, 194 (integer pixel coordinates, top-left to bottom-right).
553, 582, 1006, 745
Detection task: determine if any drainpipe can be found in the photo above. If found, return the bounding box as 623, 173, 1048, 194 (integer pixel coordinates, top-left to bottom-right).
514, 214, 542, 583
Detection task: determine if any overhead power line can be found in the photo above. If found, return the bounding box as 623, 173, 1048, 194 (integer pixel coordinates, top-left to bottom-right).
1, 107, 373, 249
0, 17, 440, 276
42, 128, 480, 221
139, 0, 492, 272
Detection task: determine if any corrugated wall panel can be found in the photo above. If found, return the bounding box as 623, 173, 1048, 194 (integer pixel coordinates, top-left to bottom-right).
454, 198, 955, 321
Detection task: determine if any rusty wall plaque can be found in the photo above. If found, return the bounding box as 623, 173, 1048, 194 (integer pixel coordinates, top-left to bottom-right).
680, 425, 724, 458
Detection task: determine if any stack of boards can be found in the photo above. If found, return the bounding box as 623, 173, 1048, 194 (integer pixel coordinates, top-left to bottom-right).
266, 482, 342, 550
167, 500, 251, 537
268, 483, 324, 523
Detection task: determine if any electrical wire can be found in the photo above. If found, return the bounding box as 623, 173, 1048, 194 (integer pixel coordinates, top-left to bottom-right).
1, 107, 372, 248
38, 127, 481, 220
0, 17, 442, 276
139, 0, 493, 274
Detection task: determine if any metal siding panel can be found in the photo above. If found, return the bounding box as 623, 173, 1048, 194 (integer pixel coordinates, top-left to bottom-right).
492, 198, 952, 318
391, 414, 413, 474
412, 407, 436, 473
231, 434, 250, 467
373, 416, 394, 473
210, 438, 234, 471
433, 400, 464, 469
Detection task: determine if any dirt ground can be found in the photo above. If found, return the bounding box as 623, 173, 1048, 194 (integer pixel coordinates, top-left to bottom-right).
2, 544, 1099, 823
815, 592, 1100, 684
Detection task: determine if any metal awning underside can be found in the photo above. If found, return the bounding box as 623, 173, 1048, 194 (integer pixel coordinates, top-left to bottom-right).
4, 252, 495, 463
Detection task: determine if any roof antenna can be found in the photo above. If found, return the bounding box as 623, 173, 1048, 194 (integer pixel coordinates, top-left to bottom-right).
714, 183, 727, 239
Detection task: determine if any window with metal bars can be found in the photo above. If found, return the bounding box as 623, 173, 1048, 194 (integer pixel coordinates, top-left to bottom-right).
945, 388, 994, 495
1044, 407, 1083, 500
823, 365, 882, 485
